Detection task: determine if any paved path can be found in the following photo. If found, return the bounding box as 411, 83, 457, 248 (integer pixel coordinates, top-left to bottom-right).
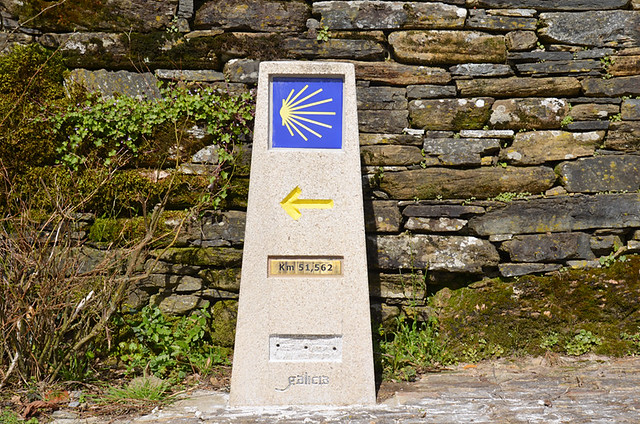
51, 355, 640, 423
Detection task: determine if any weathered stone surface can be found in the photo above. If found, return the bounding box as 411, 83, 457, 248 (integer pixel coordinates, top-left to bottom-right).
223, 59, 260, 84
609, 55, 640, 77
466, 9, 536, 31
40, 32, 128, 69
490, 98, 569, 130
460, 129, 514, 139
371, 234, 499, 273
605, 122, 640, 151
359, 110, 409, 133
3, 0, 179, 32
157, 294, 207, 315
155, 69, 225, 82
582, 76, 640, 97
468, 194, 640, 235
284, 38, 385, 60
515, 59, 602, 76
313, 1, 466, 30
508, 51, 574, 62
66, 69, 160, 99
501, 233, 594, 262
152, 247, 243, 267
370, 273, 427, 304
351, 61, 451, 85
557, 156, 640, 193
402, 204, 485, 217
364, 200, 402, 233
505, 30, 538, 51
140, 274, 201, 290
499, 263, 562, 277
359, 133, 423, 146
422, 138, 500, 166
379, 166, 556, 200
473, 0, 628, 10
194, 0, 309, 32
389, 31, 506, 65
405, 217, 467, 232
0, 32, 33, 53
357, 87, 407, 110
360, 145, 423, 166
622, 99, 640, 120
409, 98, 494, 130
570, 103, 619, 120
566, 121, 610, 131
198, 268, 241, 292
539, 12, 640, 48
457, 77, 581, 98
590, 234, 623, 256
450, 63, 514, 77
198, 210, 246, 247
210, 300, 237, 346
500, 131, 603, 165
406, 85, 457, 99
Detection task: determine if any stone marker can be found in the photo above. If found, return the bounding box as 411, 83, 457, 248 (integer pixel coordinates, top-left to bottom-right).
229, 62, 375, 406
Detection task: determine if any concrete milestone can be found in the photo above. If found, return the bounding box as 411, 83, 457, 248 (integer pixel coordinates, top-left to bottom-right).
229, 62, 375, 406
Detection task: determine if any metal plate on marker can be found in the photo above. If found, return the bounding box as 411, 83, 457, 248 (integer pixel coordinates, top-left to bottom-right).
269, 335, 343, 362
268, 257, 343, 277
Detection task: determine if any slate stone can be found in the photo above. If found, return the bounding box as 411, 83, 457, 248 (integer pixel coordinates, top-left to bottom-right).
364, 200, 403, 233
505, 31, 538, 51
284, 38, 385, 61
370, 273, 428, 304
570, 103, 619, 121
359, 110, 409, 133
582, 76, 640, 97
539, 11, 640, 48
66, 69, 160, 99
3, 0, 179, 32
557, 156, 640, 193
515, 59, 602, 76
198, 268, 241, 292
568, 97, 622, 104
157, 294, 207, 315
468, 193, 640, 235
389, 30, 506, 65
155, 69, 225, 82
449, 63, 514, 77
609, 55, 640, 77
605, 122, 640, 151
473, 0, 628, 10
0, 33, 33, 54
565, 121, 610, 131
371, 234, 499, 273
422, 138, 501, 166
622, 99, 640, 120
223, 59, 260, 83
499, 263, 562, 277
40, 32, 129, 70
402, 204, 486, 218
466, 9, 537, 31
178, 0, 194, 18
409, 98, 494, 131
507, 51, 574, 62
573, 48, 616, 60
198, 210, 246, 247
194, 0, 310, 32
404, 217, 467, 232
501, 233, 594, 262
590, 235, 623, 256
152, 247, 243, 267
500, 131, 603, 165
357, 87, 407, 110
312, 1, 466, 30
456, 77, 581, 98
490, 98, 569, 130
360, 145, 423, 166
351, 61, 451, 85
407, 85, 457, 99
460, 129, 514, 139
378, 166, 556, 200
359, 133, 423, 146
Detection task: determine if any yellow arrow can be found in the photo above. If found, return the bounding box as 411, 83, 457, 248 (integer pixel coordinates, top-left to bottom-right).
280, 186, 334, 220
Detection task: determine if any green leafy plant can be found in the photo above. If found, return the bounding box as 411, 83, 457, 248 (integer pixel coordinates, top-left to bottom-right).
621, 329, 640, 355
115, 305, 231, 378
490, 192, 531, 202
379, 315, 452, 381
0, 408, 39, 424
561, 115, 574, 127
601, 55, 615, 79
316, 25, 330, 42
565, 329, 602, 356
103, 375, 171, 406
609, 113, 622, 122
540, 331, 560, 350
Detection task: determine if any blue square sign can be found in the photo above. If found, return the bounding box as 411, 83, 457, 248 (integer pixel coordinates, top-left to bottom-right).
271, 77, 343, 149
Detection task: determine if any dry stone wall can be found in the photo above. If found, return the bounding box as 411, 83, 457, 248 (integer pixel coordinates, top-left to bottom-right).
3, 0, 640, 321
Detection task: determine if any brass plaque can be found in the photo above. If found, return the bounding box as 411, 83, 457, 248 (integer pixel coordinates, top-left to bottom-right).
268, 257, 343, 277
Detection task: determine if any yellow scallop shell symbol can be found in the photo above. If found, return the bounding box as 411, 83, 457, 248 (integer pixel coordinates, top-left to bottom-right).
279, 85, 336, 141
